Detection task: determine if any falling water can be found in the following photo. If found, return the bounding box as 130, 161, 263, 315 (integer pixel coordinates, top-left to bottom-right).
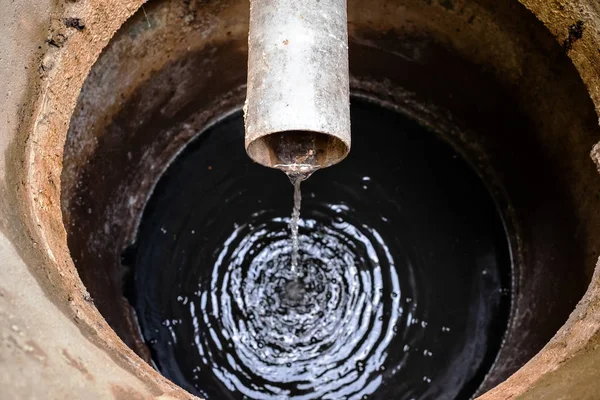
274, 137, 320, 273
289, 174, 303, 271
277, 165, 317, 272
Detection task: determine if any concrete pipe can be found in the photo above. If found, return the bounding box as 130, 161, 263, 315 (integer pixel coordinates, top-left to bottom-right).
245, 0, 351, 171
2, 0, 600, 399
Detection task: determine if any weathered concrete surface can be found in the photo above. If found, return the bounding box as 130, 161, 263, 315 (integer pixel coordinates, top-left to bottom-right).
519, 329, 600, 399
1, 0, 600, 399
480, 1, 600, 398
0, 234, 162, 399
482, 260, 600, 399
0, 0, 193, 398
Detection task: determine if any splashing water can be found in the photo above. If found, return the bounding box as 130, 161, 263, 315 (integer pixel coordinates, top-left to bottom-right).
128, 101, 511, 400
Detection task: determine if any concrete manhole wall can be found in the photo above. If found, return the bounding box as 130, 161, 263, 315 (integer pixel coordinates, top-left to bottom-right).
2, 0, 600, 399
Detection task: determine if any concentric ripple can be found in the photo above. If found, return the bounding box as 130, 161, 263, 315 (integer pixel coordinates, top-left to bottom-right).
202, 203, 406, 399
129, 100, 511, 400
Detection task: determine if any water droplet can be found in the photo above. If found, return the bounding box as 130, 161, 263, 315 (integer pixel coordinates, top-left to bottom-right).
356, 360, 365, 372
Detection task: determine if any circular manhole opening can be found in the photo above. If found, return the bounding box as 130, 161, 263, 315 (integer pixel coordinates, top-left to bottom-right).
58, 0, 600, 398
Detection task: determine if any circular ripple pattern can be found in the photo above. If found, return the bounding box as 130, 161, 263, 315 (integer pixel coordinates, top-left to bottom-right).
206, 205, 405, 400
129, 100, 511, 400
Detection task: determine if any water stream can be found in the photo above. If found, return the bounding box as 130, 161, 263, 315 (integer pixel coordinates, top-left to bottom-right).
279, 168, 315, 273
290, 175, 303, 272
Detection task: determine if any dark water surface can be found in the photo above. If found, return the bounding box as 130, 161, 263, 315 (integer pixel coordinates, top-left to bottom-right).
127, 100, 511, 400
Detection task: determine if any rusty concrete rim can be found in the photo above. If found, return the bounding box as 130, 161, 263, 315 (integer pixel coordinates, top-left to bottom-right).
17, 0, 600, 399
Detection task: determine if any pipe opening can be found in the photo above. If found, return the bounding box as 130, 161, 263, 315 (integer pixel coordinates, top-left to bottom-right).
246, 131, 350, 170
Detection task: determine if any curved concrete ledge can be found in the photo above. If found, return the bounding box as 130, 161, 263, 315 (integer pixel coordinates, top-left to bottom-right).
482, 1, 600, 398
1, 0, 188, 398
